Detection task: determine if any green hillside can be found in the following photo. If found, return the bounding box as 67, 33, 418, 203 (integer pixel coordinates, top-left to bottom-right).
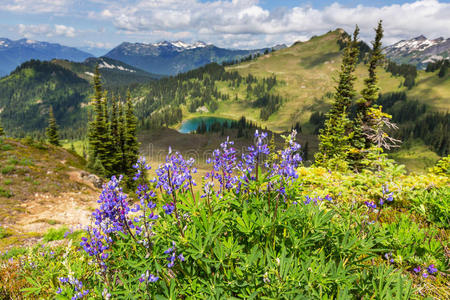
51, 57, 161, 87
223, 29, 449, 131
0, 60, 90, 137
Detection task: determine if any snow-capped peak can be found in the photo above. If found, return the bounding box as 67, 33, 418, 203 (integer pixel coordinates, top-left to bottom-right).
170, 41, 208, 49
389, 35, 447, 53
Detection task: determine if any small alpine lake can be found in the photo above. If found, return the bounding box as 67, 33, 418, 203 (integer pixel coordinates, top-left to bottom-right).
178, 116, 234, 133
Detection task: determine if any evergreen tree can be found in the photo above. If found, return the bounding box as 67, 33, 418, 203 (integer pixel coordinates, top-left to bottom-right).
438, 62, 448, 78
109, 94, 122, 172
315, 25, 360, 168
46, 106, 60, 146
88, 65, 105, 167
123, 91, 140, 179
100, 91, 115, 175
118, 101, 127, 173
350, 21, 384, 167
358, 20, 384, 116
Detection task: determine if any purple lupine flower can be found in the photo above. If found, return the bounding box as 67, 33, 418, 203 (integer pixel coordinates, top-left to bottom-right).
382, 184, 394, 202
162, 202, 175, 215
304, 196, 312, 205
58, 276, 89, 299
164, 241, 185, 268
139, 271, 159, 283
133, 157, 152, 181
154, 150, 197, 195
413, 266, 421, 273
205, 137, 238, 196
364, 201, 377, 209
271, 130, 302, 181
92, 176, 129, 234
427, 264, 437, 274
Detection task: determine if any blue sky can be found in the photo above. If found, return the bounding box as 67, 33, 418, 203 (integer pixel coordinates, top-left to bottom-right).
1, 0, 449, 55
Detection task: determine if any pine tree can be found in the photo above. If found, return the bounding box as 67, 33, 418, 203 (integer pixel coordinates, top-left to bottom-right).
46, 106, 60, 146
315, 26, 360, 168
123, 91, 139, 179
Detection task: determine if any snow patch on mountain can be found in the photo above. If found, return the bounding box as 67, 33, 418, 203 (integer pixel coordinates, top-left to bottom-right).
98, 59, 136, 73
384, 35, 450, 68
389, 36, 446, 54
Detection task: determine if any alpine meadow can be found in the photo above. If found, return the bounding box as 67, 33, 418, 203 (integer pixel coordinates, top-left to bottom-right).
0, 1, 449, 299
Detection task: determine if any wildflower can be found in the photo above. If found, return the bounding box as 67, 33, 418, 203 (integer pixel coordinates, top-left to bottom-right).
422, 272, 428, 278
139, 270, 159, 283
364, 201, 377, 209
427, 264, 437, 274
154, 150, 197, 195
164, 241, 185, 268
263, 272, 270, 284
92, 175, 130, 234
162, 202, 175, 215
413, 266, 421, 273
205, 137, 238, 195
56, 288, 62, 294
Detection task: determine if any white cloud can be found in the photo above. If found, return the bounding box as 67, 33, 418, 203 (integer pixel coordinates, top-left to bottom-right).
85, 41, 112, 49
17, 24, 77, 38
1, 0, 72, 14
92, 0, 450, 48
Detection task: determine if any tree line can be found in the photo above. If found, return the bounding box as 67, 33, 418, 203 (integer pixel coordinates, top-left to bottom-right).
385, 61, 417, 89
425, 59, 449, 78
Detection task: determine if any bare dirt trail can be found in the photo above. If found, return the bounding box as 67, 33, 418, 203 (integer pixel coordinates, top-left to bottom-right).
1, 169, 101, 249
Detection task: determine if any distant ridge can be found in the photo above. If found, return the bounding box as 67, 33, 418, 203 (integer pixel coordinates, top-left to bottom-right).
384, 35, 450, 68
0, 38, 93, 77
104, 40, 286, 75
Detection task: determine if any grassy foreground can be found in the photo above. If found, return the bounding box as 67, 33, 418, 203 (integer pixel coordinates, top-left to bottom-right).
1, 132, 448, 299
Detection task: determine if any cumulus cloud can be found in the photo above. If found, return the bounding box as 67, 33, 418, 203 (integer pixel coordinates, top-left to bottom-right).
3, 1, 450, 49
92, 0, 450, 48
17, 24, 77, 38
1, 0, 72, 14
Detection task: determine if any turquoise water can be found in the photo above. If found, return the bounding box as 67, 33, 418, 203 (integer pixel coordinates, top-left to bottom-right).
178, 116, 233, 133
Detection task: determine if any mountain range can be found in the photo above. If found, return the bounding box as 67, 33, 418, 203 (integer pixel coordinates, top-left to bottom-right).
0, 38, 93, 77
384, 35, 450, 68
104, 41, 285, 75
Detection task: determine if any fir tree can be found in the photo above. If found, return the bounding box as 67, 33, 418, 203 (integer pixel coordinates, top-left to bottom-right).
315, 25, 360, 168
88, 65, 105, 167
350, 21, 384, 167
359, 20, 384, 116
100, 91, 115, 175
123, 91, 140, 179
109, 94, 122, 173
46, 106, 60, 146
